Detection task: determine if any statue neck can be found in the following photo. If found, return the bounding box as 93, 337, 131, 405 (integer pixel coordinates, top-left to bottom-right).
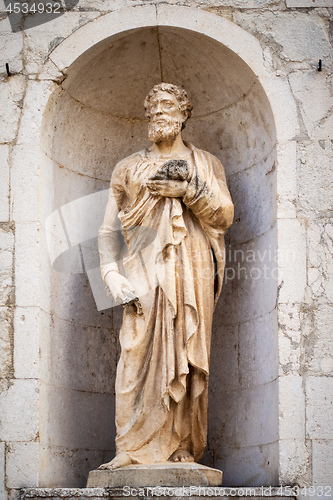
149, 133, 190, 159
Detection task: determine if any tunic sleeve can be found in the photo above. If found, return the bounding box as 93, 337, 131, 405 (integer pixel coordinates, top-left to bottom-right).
98, 161, 127, 281
183, 151, 234, 233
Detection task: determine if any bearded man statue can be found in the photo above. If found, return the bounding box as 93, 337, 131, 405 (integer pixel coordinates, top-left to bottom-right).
97, 83, 234, 470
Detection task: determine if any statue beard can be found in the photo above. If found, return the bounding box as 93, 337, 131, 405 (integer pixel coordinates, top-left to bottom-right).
148, 117, 182, 143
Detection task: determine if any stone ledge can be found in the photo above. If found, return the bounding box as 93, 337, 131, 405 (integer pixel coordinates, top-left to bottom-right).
21, 487, 296, 500
87, 464, 222, 487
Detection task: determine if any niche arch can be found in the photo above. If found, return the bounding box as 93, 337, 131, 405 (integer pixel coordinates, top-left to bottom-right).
39, 7, 282, 487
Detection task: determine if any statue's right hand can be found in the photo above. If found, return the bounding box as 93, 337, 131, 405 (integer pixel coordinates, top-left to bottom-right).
104, 271, 137, 305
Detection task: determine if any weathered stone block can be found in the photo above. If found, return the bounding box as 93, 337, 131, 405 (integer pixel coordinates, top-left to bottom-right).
49, 5, 157, 72
23, 12, 100, 75
0, 145, 10, 221
0, 18, 24, 76
239, 310, 278, 388
17, 81, 56, 146
278, 304, 301, 374
306, 377, 333, 440
272, 13, 330, 63
214, 442, 279, 488
276, 141, 297, 219
277, 219, 306, 303
312, 440, 333, 487
0, 75, 26, 143
14, 222, 39, 307
298, 141, 333, 217
279, 375, 305, 440
302, 303, 333, 374
6, 441, 38, 488
279, 439, 309, 485
41, 315, 116, 393
210, 323, 239, 393
220, 230, 278, 325
39, 445, 106, 489
14, 307, 40, 379
0, 379, 38, 442
10, 145, 40, 223
259, 76, 299, 141
289, 72, 333, 141
0, 307, 13, 379
39, 383, 115, 450
287, 0, 333, 7
307, 221, 333, 303
87, 464, 222, 488
227, 153, 276, 246
0, 441, 5, 499
0, 224, 14, 307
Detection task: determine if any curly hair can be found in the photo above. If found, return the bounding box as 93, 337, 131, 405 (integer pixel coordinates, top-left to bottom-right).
144, 83, 193, 128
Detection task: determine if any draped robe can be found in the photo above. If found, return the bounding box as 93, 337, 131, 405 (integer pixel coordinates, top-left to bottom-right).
98, 143, 233, 464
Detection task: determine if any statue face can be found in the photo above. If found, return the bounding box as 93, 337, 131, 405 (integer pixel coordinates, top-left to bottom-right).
147, 91, 184, 143
148, 91, 182, 123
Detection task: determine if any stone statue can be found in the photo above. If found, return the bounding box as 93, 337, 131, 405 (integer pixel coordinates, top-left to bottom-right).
97, 83, 234, 470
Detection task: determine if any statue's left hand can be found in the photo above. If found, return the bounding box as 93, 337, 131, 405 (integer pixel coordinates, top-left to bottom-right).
147, 179, 188, 198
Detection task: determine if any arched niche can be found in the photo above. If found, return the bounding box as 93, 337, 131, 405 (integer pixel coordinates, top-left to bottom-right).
40, 24, 277, 487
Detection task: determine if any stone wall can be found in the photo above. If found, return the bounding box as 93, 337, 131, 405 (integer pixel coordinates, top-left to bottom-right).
0, 0, 332, 497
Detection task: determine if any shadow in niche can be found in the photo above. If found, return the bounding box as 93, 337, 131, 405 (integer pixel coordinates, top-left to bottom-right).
40, 24, 277, 487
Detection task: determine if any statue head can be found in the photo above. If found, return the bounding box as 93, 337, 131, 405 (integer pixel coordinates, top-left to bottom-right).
144, 83, 193, 143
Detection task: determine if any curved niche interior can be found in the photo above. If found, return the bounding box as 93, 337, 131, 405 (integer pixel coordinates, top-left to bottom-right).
40, 26, 277, 487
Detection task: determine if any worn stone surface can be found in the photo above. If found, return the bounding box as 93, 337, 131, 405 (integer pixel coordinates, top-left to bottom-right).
14, 222, 40, 307
306, 377, 333, 440
279, 375, 305, 440
279, 439, 310, 485
288, 72, 333, 141
0, 306, 13, 379
0, 379, 38, 442
277, 219, 307, 304
16, 81, 56, 146
232, 10, 331, 71
0, 18, 24, 76
23, 12, 100, 75
0, 224, 14, 307
14, 307, 40, 379
0, 145, 10, 221
312, 440, 333, 487
87, 464, 223, 487
40, 383, 115, 450
307, 221, 333, 304
298, 141, 333, 217
0, 441, 5, 499
6, 441, 39, 488
0, 75, 26, 143
39, 445, 108, 489
276, 141, 297, 219
10, 145, 40, 222
301, 303, 333, 374
278, 304, 302, 375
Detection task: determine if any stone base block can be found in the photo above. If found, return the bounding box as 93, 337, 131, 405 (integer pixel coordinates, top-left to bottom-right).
21, 487, 296, 500
87, 463, 223, 487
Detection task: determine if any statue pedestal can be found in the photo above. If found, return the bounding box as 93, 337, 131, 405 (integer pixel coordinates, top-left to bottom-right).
86, 463, 223, 487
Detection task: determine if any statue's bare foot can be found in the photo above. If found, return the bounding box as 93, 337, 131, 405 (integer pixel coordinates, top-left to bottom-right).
97, 452, 132, 470
169, 449, 195, 463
